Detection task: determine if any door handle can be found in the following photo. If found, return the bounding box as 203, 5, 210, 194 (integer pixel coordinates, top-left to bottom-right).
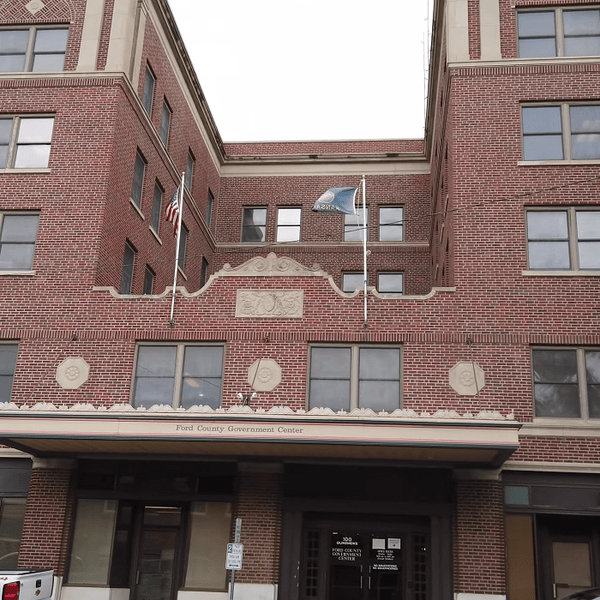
136, 571, 141, 585
553, 583, 557, 599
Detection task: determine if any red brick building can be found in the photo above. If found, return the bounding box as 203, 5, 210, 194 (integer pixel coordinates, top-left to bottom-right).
0, 0, 598, 599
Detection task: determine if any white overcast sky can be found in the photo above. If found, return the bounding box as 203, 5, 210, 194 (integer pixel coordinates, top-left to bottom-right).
168, 0, 432, 142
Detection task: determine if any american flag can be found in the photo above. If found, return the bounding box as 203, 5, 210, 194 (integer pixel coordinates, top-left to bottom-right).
165, 186, 180, 235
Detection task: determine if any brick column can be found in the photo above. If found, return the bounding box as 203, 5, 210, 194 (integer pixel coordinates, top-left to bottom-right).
454, 469, 506, 597
235, 463, 283, 588
17, 458, 76, 575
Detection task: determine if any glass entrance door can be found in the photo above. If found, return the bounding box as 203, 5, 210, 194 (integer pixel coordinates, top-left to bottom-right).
132, 506, 182, 600
301, 520, 429, 600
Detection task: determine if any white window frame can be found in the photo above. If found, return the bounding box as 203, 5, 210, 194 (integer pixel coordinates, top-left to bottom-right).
0, 212, 40, 272
532, 347, 600, 420
525, 207, 600, 272
0, 26, 69, 72
132, 343, 225, 409
517, 7, 600, 58
307, 344, 402, 412
342, 272, 363, 293
344, 207, 368, 242
0, 115, 55, 170
521, 103, 600, 162
276, 207, 301, 242
379, 206, 404, 242
377, 272, 404, 295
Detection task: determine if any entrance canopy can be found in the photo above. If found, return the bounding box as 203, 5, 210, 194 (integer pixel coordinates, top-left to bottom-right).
0, 404, 520, 467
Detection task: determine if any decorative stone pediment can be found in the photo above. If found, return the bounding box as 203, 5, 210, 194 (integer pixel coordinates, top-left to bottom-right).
221, 253, 324, 277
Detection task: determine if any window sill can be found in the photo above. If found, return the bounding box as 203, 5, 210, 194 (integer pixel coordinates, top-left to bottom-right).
524, 419, 600, 437
149, 227, 163, 245
518, 159, 600, 166
129, 198, 145, 220
0, 270, 35, 276
0, 168, 51, 174
522, 270, 600, 276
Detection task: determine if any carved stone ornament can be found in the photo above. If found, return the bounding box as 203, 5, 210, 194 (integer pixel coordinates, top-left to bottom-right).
449, 361, 485, 396
236, 290, 303, 318
222, 252, 322, 277
26, 0, 45, 14
248, 359, 282, 392
56, 357, 90, 390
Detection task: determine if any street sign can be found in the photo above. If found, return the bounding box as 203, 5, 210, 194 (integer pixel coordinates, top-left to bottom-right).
226, 542, 244, 570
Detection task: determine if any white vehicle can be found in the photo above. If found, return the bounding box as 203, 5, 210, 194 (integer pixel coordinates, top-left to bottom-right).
0, 570, 53, 600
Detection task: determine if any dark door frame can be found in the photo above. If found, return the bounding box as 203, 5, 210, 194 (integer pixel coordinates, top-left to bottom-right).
279, 501, 453, 600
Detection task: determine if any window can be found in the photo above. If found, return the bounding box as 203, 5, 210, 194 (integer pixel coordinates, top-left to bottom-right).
206, 189, 213, 228
200, 257, 208, 287
0, 344, 17, 402
0, 27, 69, 72
379, 207, 404, 241
143, 265, 154, 295
378, 272, 404, 295
150, 181, 165, 233
0, 497, 26, 569
526, 208, 600, 270
185, 151, 194, 191
344, 207, 368, 242
160, 99, 171, 145
242, 207, 267, 242
522, 104, 600, 161
533, 348, 600, 419
150, 181, 163, 233
185, 502, 232, 590
342, 272, 363, 293
518, 8, 600, 58
0, 116, 54, 169
131, 150, 146, 209
142, 66, 155, 115
132, 344, 224, 409
308, 345, 401, 412
67, 499, 118, 584
120, 241, 136, 294
178, 223, 188, 271
0, 213, 39, 270
276, 207, 301, 242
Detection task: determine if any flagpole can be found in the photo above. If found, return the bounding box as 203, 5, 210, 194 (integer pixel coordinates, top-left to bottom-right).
361, 175, 368, 325
169, 172, 185, 324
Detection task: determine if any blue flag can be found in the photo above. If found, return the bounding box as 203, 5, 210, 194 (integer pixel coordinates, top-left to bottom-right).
312, 187, 357, 215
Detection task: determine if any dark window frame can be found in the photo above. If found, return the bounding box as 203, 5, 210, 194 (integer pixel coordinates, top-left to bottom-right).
131, 150, 147, 209
241, 207, 267, 243
532, 346, 600, 420
142, 66, 155, 115
160, 99, 171, 146
120, 241, 136, 294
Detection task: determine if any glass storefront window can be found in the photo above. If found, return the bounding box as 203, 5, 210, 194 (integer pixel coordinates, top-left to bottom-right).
67, 499, 117, 584
0, 497, 26, 568
185, 502, 232, 590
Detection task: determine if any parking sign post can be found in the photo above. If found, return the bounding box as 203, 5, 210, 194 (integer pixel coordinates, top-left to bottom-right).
227, 518, 243, 600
